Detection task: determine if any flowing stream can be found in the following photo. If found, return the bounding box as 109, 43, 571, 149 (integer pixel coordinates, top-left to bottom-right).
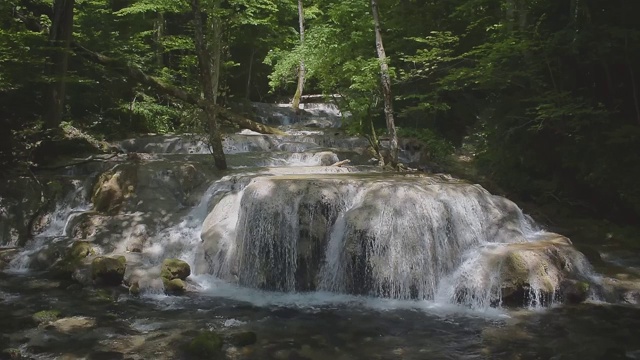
1, 103, 639, 359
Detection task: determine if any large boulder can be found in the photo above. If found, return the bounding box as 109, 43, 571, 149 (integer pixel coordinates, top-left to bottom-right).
91, 256, 127, 286
161, 259, 191, 280
91, 165, 137, 214
451, 235, 595, 307
160, 259, 190, 295
51, 241, 96, 278
183, 331, 223, 359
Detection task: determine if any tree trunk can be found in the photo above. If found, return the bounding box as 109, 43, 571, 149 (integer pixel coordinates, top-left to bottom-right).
371, 0, 398, 166
71, 43, 285, 135
291, 0, 305, 112
45, 0, 75, 131
191, 0, 226, 170
246, 48, 255, 100
154, 12, 164, 67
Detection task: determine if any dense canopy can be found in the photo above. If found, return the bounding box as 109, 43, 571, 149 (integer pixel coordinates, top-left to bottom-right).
2, 0, 639, 224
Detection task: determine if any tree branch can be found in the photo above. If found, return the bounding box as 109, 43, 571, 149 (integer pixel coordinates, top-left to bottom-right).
71, 42, 285, 135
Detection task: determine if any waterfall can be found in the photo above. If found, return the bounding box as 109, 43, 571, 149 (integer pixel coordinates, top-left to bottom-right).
8, 179, 91, 272
2, 102, 600, 310
196, 172, 594, 308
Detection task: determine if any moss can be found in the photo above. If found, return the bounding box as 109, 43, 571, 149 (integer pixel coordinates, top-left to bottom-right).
226, 331, 257, 347
51, 241, 95, 279
184, 331, 223, 359
32, 310, 61, 324
161, 258, 191, 280
162, 278, 186, 295
0, 348, 22, 360
91, 256, 126, 286
577, 281, 590, 293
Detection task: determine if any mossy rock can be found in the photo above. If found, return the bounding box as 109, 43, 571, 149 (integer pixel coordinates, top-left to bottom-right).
0, 348, 22, 360
91, 256, 126, 286
561, 279, 590, 304
161, 259, 191, 280
70, 241, 95, 259
163, 278, 186, 295
184, 331, 223, 359
51, 241, 95, 278
226, 331, 257, 347
32, 310, 61, 324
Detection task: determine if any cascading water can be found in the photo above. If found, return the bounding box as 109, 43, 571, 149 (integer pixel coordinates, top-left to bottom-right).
8, 179, 91, 272
195, 172, 596, 308
3, 102, 600, 311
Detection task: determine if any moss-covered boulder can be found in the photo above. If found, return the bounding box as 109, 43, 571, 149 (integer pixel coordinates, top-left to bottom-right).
91, 256, 126, 286
162, 278, 186, 295
561, 279, 590, 304
184, 331, 223, 359
0, 348, 22, 360
32, 310, 61, 324
226, 331, 257, 347
161, 258, 191, 280
51, 241, 96, 279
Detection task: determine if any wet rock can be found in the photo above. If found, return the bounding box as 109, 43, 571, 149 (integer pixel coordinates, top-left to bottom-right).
51, 241, 96, 278
129, 282, 141, 296
125, 224, 148, 253
162, 278, 186, 295
452, 235, 595, 307
0, 248, 18, 270
0, 348, 21, 360
498, 237, 588, 305
560, 279, 590, 304
184, 331, 223, 359
91, 256, 127, 286
226, 331, 257, 347
88, 351, 125, 360
32, 310, 61, 324
51, 316, 96, 333
92, 165, 137, 214
161, 259, 191, 280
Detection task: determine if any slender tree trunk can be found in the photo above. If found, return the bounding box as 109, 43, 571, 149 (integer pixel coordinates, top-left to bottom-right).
291, 0, 305, 112
191, 0, 227, 170
211, 1, 222, 106
45, 0, 75, 131
154, 12, 164, 67
245, 48, 255, 100
371, 0, 398, 166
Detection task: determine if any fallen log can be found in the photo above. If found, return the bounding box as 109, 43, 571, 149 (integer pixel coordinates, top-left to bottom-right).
331, 159, 351, 167
72, 43, 285, 136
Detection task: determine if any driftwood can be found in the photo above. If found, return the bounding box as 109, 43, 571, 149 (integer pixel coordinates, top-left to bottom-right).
72, 43, 285, 136
331, 159, 351, 167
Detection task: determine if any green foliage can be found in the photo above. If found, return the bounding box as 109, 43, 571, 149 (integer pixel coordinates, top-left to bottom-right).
397, 127, 454, 163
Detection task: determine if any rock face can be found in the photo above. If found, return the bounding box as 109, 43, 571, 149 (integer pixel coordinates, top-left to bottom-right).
91, 256, 126, 286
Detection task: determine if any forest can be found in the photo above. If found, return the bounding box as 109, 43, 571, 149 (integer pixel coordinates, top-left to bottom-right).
2, 0, 640, 229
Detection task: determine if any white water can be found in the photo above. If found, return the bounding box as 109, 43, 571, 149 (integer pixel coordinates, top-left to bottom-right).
5, 102, 599, 311
8, 179, 91, 272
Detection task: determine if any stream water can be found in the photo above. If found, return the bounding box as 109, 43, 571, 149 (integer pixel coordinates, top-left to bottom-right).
1, 103, 639, 359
